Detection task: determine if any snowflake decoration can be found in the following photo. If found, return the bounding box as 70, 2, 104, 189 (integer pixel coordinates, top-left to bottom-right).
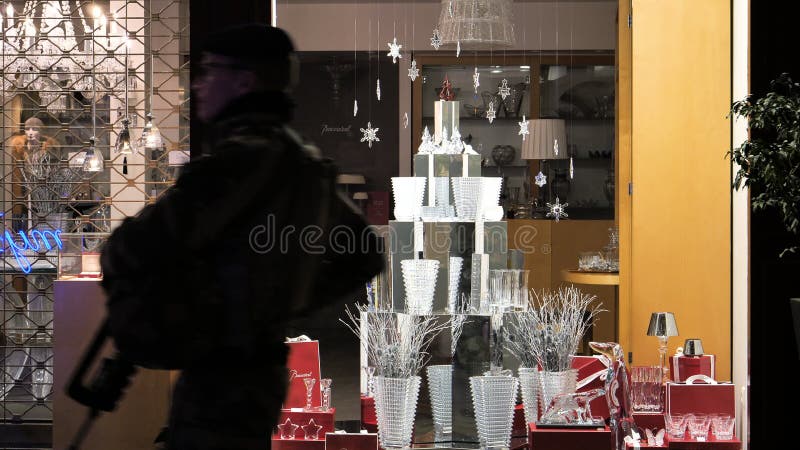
408, 60, 419, 81
431, 29, 442, 50
518, 115, 530, 141
498, 79, 511, 100
302, 419, 324, 440
569, 157, 574, 179
376, 78, 381, 101
387, 37, 402, 64
486, 101, 496, 124
353, 99, 358, 117
473, 67, 480, 93
403, 112, 409, 129
360, 121, 380, 148
535, 171, 547, 187
456, 41, 461, 57
546, 197, 569, 222
554, 138, 560, 156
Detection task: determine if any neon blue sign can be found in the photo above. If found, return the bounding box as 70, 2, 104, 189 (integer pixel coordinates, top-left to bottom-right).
0, 212, 63, 274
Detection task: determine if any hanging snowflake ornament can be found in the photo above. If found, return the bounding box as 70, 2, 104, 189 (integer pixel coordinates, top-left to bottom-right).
456, 41, 461, 57
360, 121, 380, 148
546, 197, 569, 222
498, 79, 511, 100
554, 138, 560, 156
353, 99, 358, 117
408, 60, 419, 81
431, 29, 442, 50
376, 78, 381, 101
387, 37, 402, 64
449, 1, 454, 17
473, 67, 480, 93
403, 112, 409, 129
486, 100, 496, 124
518, 115, 530, 141
570, 157, 574, 179
535, 171, 547, 187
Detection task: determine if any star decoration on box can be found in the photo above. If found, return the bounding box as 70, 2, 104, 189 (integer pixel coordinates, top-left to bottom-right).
431, 29, 442, 50
554, 138, 560, 156
360, 122, 380, 148
387, 37, 402, 63
546, 197, 569, 222
456, 41, 461, 57
498, 79, 511, 100
535, 171, 547, 187
277, 418, 299, 440
376, 78, 381, 101
408, 60, 419, 81
302, 419, 324, 440
486, 100, 496, 124
473, 67, 480, 93
518, 115, 530, 140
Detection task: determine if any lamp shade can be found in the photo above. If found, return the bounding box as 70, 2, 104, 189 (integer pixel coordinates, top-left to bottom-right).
336, 174, 366, 185
437, 0, 516, 49
521, 119, 567, 160
683, 338, 704, 356
646, 312, 679, 337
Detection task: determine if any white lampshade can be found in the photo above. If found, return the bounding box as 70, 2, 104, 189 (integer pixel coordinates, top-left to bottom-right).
337, 174, 366, 185
521, 119, 568, 160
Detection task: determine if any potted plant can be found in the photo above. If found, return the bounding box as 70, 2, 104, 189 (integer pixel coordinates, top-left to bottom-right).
729, 72, 800, 351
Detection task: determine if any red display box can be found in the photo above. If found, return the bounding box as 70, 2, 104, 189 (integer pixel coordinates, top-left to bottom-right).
278, 408, 336, 437
513, 403, 527, 436
528, 422, 613, 450
573, 356, 618, 420
360, 396, 377, 425
669, 355, 716, 383
667, 436, 741, 450
633, 412, 666, 432
665, 382, 735, 416
272, 437, 326, 450
324, 432, 378, 450
365, 191, 390, 226
285, 340, 322, 409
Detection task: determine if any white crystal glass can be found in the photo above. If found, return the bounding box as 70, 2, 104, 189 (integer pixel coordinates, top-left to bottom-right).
688, 414, 711, 441
711, 415, 735, 440
470, 375, 519, 449
539, 369, 578, 415
426, 365, 453, 442
401, 259, 440, 315
373, 376, 422, 450
448, 257, 464, 313
319, 378, 332, 412
665, 413, 687, 439
451, 177, 483, 220
303, 377, 316, 411
512, 270, 530, 310
517, 367, 540, 425
435, 176, 452, 207
392, 177, 427, 221
481, 177, 503, 219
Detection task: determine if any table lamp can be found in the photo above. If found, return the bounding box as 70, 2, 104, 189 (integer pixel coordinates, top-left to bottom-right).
521, 119, 567, 214
647, 312, 679, 383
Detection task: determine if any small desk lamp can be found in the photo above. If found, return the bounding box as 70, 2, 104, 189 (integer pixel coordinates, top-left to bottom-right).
647, 312, 679, 383
521, 119, 567, 214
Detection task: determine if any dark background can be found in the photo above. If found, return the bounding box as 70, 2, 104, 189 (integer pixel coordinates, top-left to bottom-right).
749, 1, 800, 447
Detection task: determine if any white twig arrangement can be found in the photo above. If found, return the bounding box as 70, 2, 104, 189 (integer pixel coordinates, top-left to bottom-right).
506, 286, 605, 371
341, 303, 450, 378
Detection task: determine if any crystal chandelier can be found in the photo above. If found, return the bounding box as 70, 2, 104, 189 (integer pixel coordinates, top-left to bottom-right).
82, 7, 103, 174
436, 0, 516, 49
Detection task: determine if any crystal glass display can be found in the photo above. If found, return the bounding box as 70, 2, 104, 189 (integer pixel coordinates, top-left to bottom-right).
539, 368, 578, 415
512, 270, 530, 310
452, 177, 483, 220
435, 176, 452, 207
304, 377, 316, 411
481, 177, 503, 220
578, 251, 605, 271
392, 177, 427, 221
373, 376, 422, 450
630, 366, 663, 412
711, 414, 735, 440
688, 414, 711, 441
302, 419, 323, 440
1, 346, 28, 400
400, 259, 440, 315
426, 365, 453, 443
278, 418, 300, 439
517, 367, 540, 425
665, 413, 687, 439
319, 378, 332, 412
470, 375, 519, 450
448, 257, 464, 313
489, 269, 514, 312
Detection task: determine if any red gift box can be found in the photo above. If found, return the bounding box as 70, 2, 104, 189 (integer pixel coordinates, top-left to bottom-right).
285, 339, 322, 409
324, 432, 378, 450
573, 356, 618, 420
360, 395, 377, 426
278, 408, 336, 437
365, 191, 389, 226
528, 422, 613, 450
665, 379, 735, 417
669, 355, 716, 383
272, 437, 326, 450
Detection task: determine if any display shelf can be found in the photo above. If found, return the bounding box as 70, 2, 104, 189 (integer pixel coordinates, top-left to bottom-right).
561, 269, 619, 286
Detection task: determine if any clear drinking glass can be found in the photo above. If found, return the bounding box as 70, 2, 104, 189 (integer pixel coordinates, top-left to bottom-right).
517, 367, 540, 425
630, 366, 663, 412
426, 365, 453, 442
401, 259, 440, 315
688, 414, 711, 441
470, 375, 519, 450
711, 414, 735, 440
665, 413, 687, 439
303, 377, 316, 411
319, 378, 332, 412
373, 376, 422, 450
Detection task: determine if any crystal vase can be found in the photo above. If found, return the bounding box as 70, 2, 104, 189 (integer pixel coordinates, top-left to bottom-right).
373, 376, 422, 450
539, 369, 578, 416
392, 177, 427, 221
447, 257, 464, 313
470, 375, 519, 450
400, 259, 440, 315
517, 367, 540, 425
426, 365, 453, 443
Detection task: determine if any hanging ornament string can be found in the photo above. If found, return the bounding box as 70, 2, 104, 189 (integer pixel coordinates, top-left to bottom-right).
354, 15, 358, 117
360, 15, 379, 149
569, 1, 575, 179
534, 0, 546, 188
